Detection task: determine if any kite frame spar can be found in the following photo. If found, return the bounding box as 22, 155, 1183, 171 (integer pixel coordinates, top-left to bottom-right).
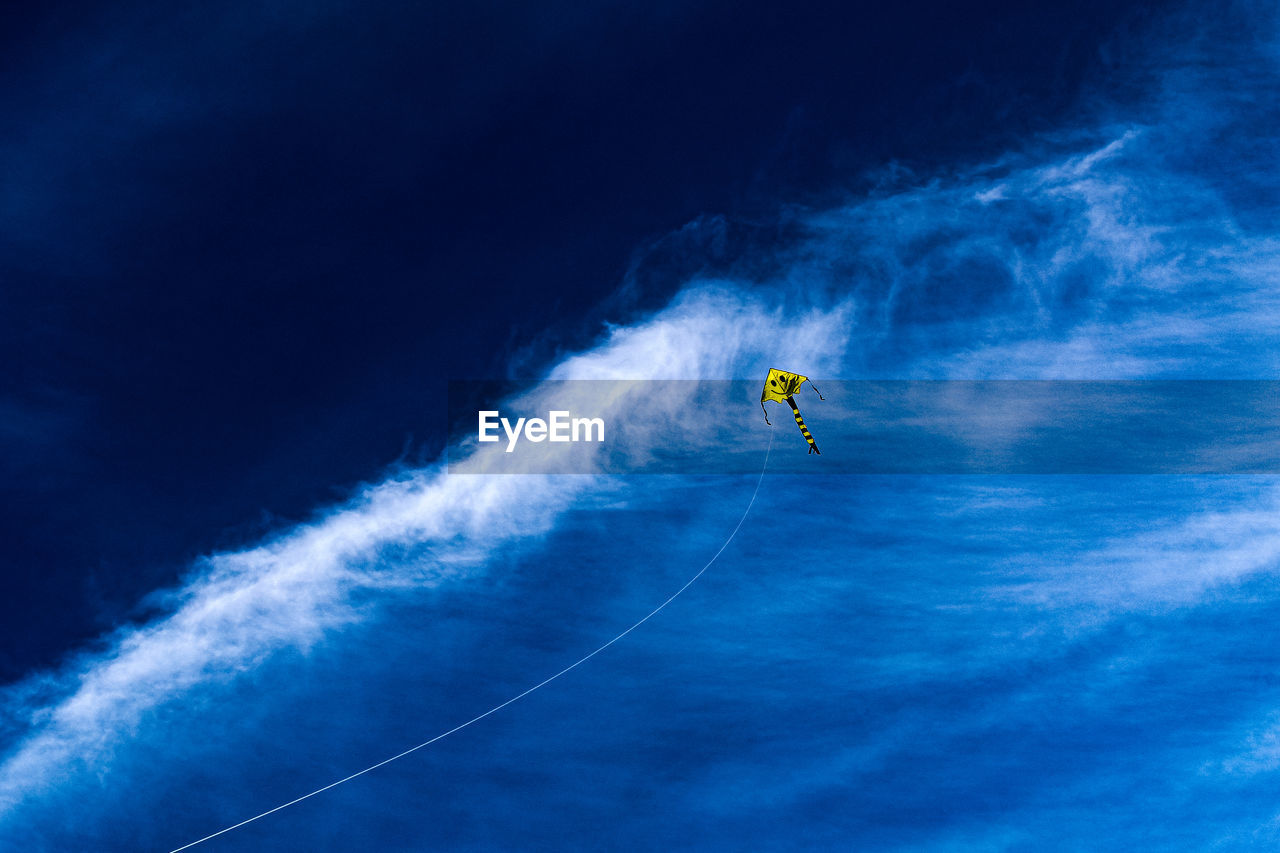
169, 431, 774, 852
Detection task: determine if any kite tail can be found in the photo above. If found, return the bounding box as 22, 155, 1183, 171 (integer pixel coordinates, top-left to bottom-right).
761, 401, 771, 425
785, 396, 820, 455
808, 381, 824, 401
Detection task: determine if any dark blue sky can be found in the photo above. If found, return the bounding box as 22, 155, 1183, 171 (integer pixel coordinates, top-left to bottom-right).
16, 3, 1280, 851
1, 0, 1158, 678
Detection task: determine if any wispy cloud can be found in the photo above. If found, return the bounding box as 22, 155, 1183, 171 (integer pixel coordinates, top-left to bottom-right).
0, 287, 851, 821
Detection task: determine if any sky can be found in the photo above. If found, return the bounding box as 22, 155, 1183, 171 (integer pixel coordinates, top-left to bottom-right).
3, 0, 1280, 850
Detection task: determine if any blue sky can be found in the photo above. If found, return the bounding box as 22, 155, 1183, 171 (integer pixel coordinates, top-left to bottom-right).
4, 1, 1280, 850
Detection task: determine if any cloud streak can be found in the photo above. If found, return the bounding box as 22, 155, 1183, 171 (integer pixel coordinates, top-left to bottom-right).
0, 288, 852, 825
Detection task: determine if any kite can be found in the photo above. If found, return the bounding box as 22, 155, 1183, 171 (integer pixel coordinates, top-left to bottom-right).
760, 368, 824, 454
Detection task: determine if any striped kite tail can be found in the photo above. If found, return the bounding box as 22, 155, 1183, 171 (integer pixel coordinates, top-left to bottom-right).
785, 396, 820, 455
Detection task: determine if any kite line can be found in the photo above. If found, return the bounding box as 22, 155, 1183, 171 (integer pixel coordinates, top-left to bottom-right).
170, 429, 774, 852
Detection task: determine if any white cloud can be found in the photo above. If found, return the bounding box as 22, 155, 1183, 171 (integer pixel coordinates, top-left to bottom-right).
0, 284, 853, 818
989, 485, 1280, 613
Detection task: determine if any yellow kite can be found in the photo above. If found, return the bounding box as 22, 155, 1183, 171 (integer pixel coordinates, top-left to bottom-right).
760, 368, 824, 454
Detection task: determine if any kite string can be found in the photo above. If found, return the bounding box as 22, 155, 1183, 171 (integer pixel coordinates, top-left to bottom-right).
169, 429, 774, 853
